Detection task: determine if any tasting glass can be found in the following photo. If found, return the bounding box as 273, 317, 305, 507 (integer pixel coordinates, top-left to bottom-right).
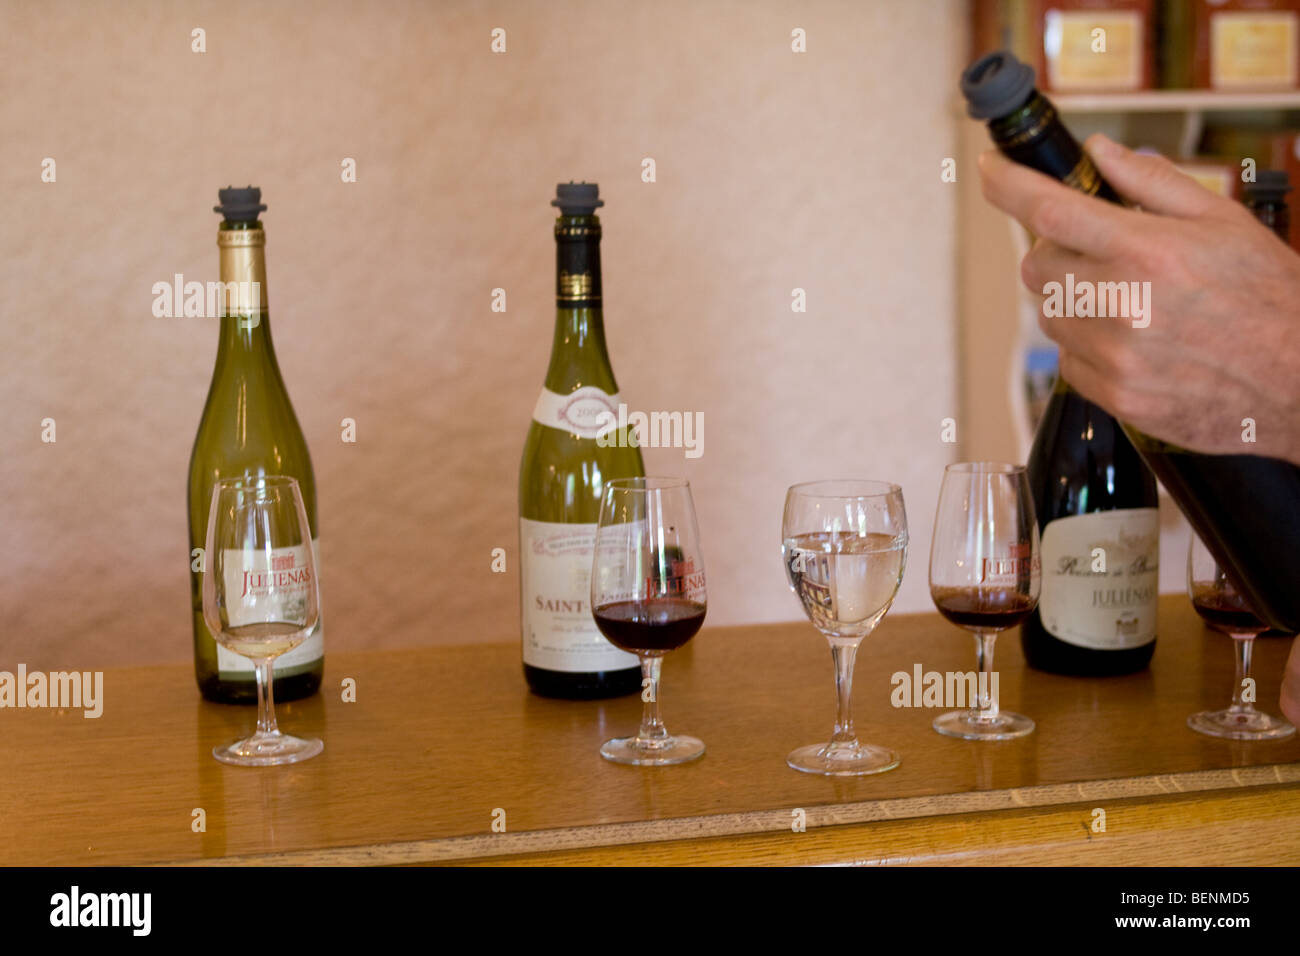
591, 477, 707, 765
1187, 534, 1295, 740
203, 475, 323, 766
929, 462, 1040, 740
782, 480, 908, 776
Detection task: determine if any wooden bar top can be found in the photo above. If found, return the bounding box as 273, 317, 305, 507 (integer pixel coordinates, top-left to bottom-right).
3, 594, 1299, 866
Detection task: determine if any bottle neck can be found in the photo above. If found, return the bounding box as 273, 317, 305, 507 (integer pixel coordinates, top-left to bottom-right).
546, 215, 615, 392
216, 220, 274, 356
989, 92, 1122, 205
1247, 199, 1289, 244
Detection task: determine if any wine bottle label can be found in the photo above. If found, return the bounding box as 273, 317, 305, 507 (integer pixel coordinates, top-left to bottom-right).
216, 537, 324, 677
519, 518, 638, 673
1038, 510, 1159, 650
532, 387, 621, 440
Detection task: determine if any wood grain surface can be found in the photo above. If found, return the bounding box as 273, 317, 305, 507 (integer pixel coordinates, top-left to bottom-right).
1, 595, 1296, 865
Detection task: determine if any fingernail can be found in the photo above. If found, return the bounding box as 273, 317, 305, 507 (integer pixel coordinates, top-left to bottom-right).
1090, 133, 1117, 156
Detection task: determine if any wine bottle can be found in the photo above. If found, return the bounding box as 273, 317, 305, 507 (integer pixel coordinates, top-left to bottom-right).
518, 183, 644, 698
962, 54, 1160, 675
187, 187, 323, 703
963, 50, 1300, 641
1240, 173, 1300, 638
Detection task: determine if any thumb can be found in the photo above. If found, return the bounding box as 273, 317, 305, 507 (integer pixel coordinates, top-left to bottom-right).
1085, 133, 1228, 219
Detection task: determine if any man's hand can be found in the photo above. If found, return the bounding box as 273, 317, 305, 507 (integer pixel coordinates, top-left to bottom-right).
979, 133, 1300, 467
1283, 637, 1300, 729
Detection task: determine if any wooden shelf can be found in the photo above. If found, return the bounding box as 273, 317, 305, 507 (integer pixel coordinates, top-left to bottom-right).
1054, 89, 1300, 113
3, 596, 1298, 866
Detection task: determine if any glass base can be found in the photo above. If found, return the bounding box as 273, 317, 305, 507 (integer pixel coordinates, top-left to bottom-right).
213, 731, 324, 767
601, 734, 705, 766
933, 710, 1034, 741
1187, 707, 1296, 741
786, 741, 900, 777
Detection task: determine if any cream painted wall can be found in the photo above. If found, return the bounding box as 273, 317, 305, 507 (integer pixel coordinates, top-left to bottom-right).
0, 0, 966, 669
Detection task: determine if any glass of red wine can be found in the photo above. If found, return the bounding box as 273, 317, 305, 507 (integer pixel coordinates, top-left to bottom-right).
782, 481, 909, 775
929, 462, 1040, 740
591, 477, 707, 765
1187, 534, 1295, 740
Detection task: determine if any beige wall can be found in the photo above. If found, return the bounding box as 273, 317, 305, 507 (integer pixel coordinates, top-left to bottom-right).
0, 0, 967, 669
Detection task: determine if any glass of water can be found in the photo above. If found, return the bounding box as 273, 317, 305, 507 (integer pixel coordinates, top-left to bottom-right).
781, 480, 908, 776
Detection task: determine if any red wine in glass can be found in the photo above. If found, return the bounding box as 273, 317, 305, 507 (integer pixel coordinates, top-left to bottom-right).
593, 598, 706, 653
1190, 585, 1267, 636
932, 587, 1036, 632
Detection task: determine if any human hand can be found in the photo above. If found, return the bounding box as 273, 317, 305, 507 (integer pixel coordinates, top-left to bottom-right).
978, 133, 1300, 466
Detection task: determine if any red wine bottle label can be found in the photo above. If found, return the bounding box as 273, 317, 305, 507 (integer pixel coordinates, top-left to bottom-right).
519, 518, 638, 672
531, 387, 620, 440
1038, 509, 1159, 650
215, 537, 324, 677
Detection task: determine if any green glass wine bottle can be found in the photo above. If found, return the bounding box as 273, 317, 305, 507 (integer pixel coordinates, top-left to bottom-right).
187, 187, 324, 703
518, 183, 645, 698
962, 50, 1300, 653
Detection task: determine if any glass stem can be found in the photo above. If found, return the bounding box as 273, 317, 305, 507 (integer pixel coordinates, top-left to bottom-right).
1230, 635, 1256, 713
829, 640, 860, 748
973, 631, 999, 721
636, 654, 668, 746
255, 658, 280, 737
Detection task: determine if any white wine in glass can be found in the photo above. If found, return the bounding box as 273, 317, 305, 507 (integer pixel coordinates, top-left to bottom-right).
782, 481, 908, 776
203, 475, 323, 766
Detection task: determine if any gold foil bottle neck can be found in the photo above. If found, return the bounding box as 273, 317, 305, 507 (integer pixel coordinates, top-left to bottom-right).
216, 227, 266, 248
217, 227, 269, 317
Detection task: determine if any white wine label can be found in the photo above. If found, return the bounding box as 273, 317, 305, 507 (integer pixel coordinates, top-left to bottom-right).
1039, 510, 1159, 650
532, 387, 620, 440
217, 537, 324, 677
520, 518, 638, 673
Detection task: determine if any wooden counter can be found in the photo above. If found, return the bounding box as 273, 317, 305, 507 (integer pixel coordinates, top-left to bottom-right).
3, 595, 1298, 866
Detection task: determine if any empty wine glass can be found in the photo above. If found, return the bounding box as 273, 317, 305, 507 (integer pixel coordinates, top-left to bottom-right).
591, 477, 707, 765
782, 480, 908, 776
203, 475, 323, 766
1187, 533, 1295, 740
929, 462, 1040, 740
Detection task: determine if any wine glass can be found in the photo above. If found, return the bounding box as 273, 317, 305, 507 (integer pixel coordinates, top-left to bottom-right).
1187, 533, 1295, 740
203, 475, 324, 766
929, 462, 1040, 740
782, 480, 908, 776
591, 477, 707, 765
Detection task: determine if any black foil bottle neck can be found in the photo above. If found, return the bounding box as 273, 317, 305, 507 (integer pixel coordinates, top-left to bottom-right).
554, 214, 602, 309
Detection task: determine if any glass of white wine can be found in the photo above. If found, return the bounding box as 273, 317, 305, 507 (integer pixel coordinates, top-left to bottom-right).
203, 475, 323, 766
782, 481, 908, 776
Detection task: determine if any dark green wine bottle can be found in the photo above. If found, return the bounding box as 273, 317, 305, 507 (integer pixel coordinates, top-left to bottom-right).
187, 187, 323, 703
963, 50, 1300, 640
518, 183, 644, 698
962, 54, 1159, 675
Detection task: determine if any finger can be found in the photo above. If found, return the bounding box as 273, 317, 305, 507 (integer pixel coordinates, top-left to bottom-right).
979, 149, 1138, 258
1281, 638, 1300, 728
1020, 237, 1089, 294
1037, 297, 1129, 367
1085, 133, 1231, 219
1055, 348, 1118, 410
